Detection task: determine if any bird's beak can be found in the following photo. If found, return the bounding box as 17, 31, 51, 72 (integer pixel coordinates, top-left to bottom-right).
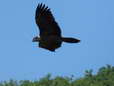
32, 38, 37, 42
32, 38, 35, 42
32, 37, 39, 42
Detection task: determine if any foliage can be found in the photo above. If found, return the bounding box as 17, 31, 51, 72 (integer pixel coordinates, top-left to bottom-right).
0, 65, 114, 86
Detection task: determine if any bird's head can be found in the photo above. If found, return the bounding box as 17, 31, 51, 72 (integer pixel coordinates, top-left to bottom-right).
32, 36, 40, 42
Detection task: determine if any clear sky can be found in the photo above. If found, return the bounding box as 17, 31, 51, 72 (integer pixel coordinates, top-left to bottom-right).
0, 0, 114, 81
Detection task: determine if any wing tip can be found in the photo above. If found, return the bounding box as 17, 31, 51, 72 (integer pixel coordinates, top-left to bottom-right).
37, 3, 50, 11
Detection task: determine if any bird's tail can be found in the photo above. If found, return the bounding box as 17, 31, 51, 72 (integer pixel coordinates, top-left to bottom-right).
61, 37, 80, 43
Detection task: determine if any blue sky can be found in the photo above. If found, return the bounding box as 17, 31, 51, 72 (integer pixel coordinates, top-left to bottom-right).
0, 0, 114, 81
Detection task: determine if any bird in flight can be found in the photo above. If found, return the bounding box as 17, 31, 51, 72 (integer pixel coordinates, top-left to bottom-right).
33, 3, 80, 52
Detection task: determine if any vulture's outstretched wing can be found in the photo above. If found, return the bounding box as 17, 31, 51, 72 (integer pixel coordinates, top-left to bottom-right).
35, 3, 61, 37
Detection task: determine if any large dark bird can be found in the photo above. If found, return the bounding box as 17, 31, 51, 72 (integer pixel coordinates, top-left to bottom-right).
33, 3, 80, 52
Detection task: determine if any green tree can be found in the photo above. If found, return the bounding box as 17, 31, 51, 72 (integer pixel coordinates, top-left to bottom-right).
0, 65, 114, 86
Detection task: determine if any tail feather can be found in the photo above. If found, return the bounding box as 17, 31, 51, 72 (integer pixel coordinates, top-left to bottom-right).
61, 37, 80, 43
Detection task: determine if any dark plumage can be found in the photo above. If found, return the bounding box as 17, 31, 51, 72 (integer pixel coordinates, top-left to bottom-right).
33, 3, 80, 51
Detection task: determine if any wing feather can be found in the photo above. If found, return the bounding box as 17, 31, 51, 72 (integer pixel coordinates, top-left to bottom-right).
35, 3, 61, 37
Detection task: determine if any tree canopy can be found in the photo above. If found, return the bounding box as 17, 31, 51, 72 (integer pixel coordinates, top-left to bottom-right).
0, 65, 114, 86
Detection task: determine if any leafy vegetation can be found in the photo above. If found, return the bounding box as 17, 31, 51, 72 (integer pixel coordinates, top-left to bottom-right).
0, 65, 114, 86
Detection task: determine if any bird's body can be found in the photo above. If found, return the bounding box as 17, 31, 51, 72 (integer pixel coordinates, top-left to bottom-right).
39, 35, 62, 51
33, 3, 80, 51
